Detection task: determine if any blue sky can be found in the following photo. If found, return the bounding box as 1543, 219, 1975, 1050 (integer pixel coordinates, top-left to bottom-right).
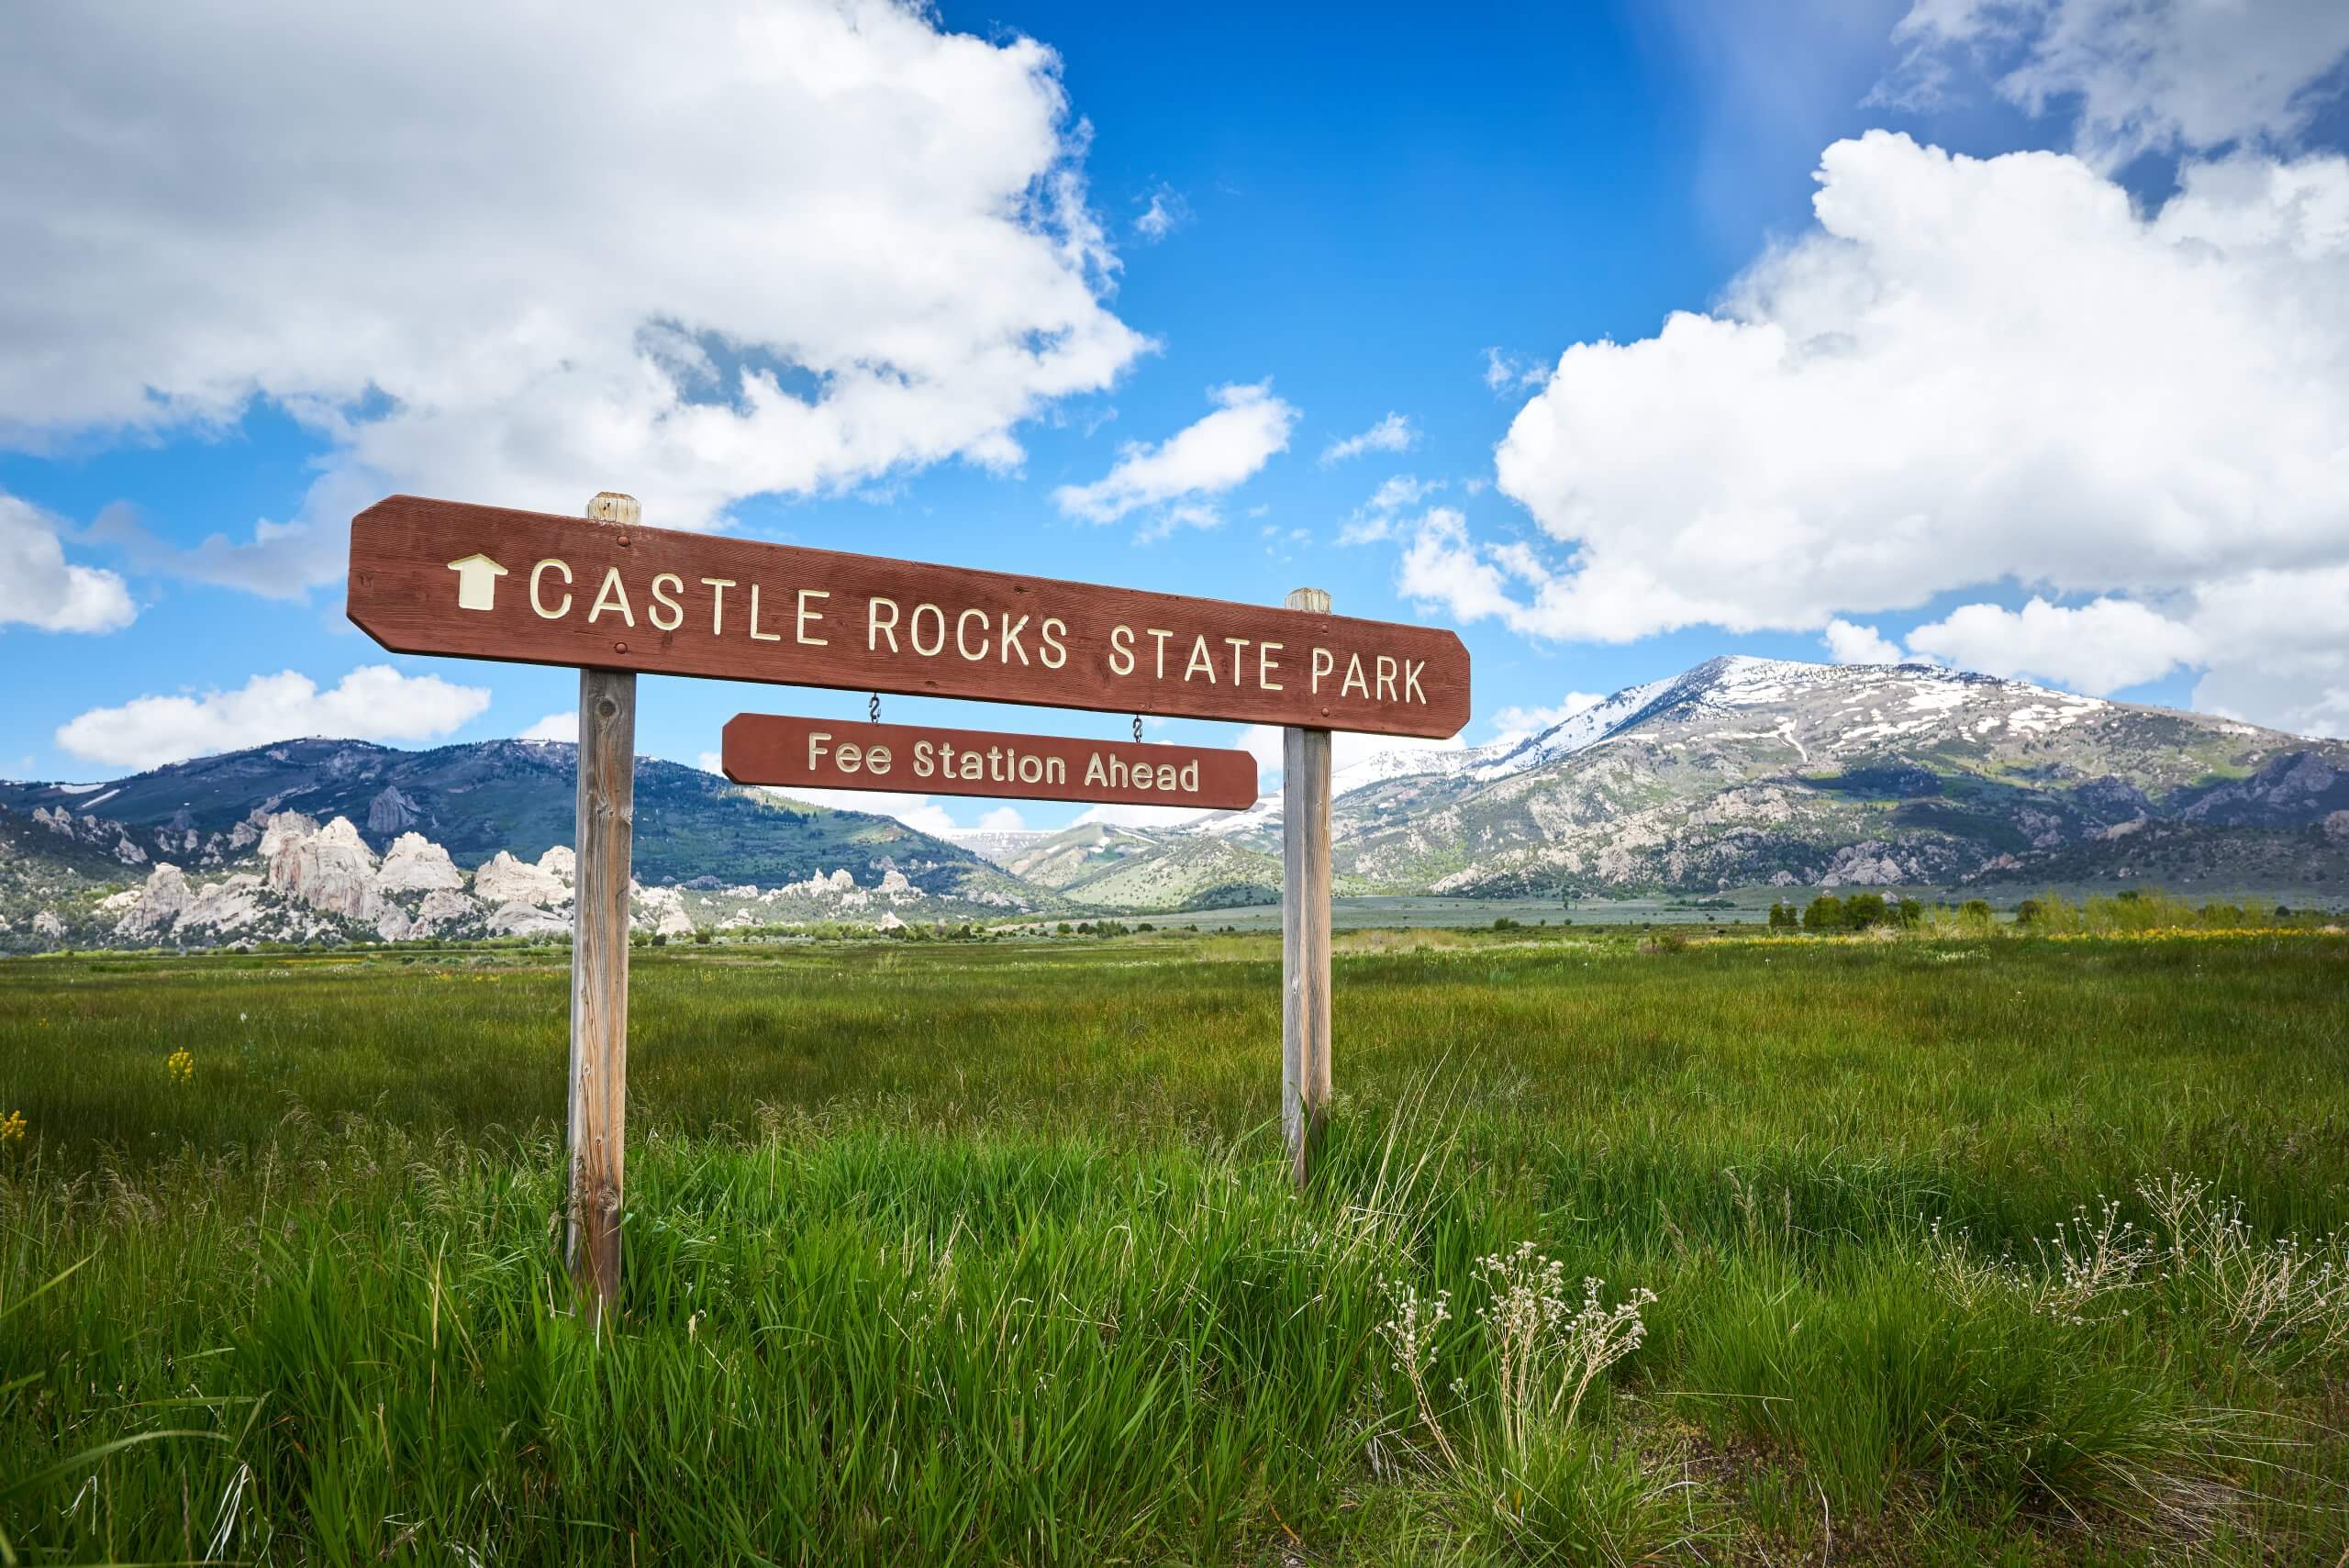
5, 0, 2347, 835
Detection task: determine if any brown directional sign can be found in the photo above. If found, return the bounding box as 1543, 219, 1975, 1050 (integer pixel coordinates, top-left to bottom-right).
348, 495, 1469, 738
722, 714, 1259, 810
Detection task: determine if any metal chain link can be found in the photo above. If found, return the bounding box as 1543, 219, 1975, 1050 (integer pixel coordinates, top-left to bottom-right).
1132, 715, 1142, 743
869, 694, 880, 724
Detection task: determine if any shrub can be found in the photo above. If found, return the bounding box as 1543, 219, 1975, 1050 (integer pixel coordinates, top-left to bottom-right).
1843, 893, 1889, 929
1675, 1251, 2217, 1521
1802, 895, 1845, 932
2015, 898, 2046, 927
1466, 1425, 1711, 1564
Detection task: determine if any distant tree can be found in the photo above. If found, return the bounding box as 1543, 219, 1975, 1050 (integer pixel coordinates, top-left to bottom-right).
1960, 899, 1993, 925
1842, 893, 1889, 929
2014, 898, 2045, 927
1768, 901, 1797, 931
692, 929, 713, 945
1896, 898, 1923, 928
1492, 916, 1520, 931
1802, 895, 1845, 932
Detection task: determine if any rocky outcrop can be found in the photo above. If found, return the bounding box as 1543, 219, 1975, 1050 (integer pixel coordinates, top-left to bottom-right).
2180, 752, 2346, 826
486, 900, 569, 937
633, 884, 697, 938
185, 875, 268, 933
411, 889, 482, 935
474, 848, 573, 907
377, 832, 464, 893
113, 863, 193, 940
107, 862, 278, 940
32, 909, 63, 940
780, 867, 857, 897
263, 815, 382, 921
367, 785, 422, 836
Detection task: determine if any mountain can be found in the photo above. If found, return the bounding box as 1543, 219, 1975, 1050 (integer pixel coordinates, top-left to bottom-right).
0, 738, 1032, 891
7, 658, 2344, 950
0, 738, 1050, 949
990, 822, 1170, 887
942, 828, 1053, 863
1170, 656, 2349, 897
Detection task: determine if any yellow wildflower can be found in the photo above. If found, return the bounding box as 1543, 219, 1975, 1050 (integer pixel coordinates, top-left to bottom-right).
0, 1109, 25, 1144
166, 1049, 195, 1084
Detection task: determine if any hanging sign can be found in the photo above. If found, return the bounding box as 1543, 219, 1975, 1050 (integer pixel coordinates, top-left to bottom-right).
721, 713, 1260, 811
348, 495, 1470, 738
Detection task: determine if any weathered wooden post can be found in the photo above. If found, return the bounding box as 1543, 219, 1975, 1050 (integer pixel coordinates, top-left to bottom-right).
568, 491, 638, 1324
1281, 586, 1334, 1189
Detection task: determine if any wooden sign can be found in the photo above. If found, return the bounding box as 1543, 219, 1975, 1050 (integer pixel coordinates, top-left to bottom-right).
722, 714, 1259, 811
349, 495, 1469, 739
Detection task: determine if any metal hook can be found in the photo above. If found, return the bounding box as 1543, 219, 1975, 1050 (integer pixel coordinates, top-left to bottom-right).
869, 694, 881, 724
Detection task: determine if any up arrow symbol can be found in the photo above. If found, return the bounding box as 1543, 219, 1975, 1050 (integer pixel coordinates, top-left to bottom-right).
446, 553, 510, 612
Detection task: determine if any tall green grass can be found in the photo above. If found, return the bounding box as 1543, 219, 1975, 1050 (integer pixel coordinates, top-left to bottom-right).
3, 930, 2345, 1562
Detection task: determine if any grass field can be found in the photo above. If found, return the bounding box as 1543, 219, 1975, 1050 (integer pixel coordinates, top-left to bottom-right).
3, 927, 2346, 1563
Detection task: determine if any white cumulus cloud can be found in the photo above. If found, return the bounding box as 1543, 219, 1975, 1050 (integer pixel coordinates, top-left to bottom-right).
2187, 564, 2349, 735
0, 495, 136, 633
1052, 381, 1297, 527
0, 1, 1147, 594
518, 711, 578, 743
1319, 413, 1417, 465
1821, 618, 1912, 665
56, 665, 492, 769
1405, 132, 2349, 733
1482, 348, 1548, 393
1905, 596, 2204, 694
1883, 0, 2349, 169
1133, 185, 1192, 241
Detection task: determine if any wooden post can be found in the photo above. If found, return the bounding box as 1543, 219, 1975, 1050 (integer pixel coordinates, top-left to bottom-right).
567, 491, 639, 1325
1281, 586, 1334, 1189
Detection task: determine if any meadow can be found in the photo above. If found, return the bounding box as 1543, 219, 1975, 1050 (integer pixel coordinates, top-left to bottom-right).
2, 924, 2346, 1564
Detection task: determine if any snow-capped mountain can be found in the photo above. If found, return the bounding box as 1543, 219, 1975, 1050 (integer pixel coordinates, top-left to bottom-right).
1165, 655, 2349, 899
8, 657, 2343, 939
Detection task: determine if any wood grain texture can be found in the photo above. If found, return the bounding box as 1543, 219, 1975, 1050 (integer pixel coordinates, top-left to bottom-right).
721, 714, 1259, 809
566, 500, 638, 1326
349, 494, 1470, 738
1281, 587, 1334, 1191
